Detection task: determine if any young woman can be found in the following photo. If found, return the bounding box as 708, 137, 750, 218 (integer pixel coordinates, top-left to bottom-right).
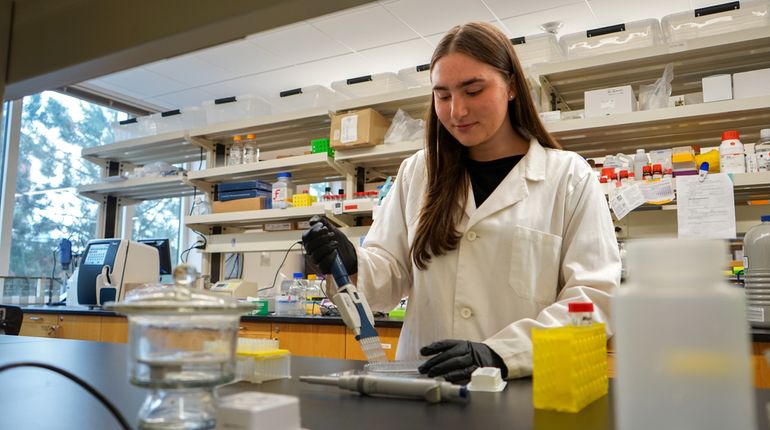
303, 22, 620, 384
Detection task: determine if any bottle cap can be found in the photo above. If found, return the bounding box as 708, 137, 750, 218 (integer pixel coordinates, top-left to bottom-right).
642, 165, 651, 173
233, 135, 242, 142
652, 164, 662, 171
293, 272, 303, 279
721, 130, 740, 141
277, 172, 292, 179
761, 215, 770, 222
246, 133, 256, 139
307, 274, 317, 280
636, 148, 645, 154
568, 302, 594, 313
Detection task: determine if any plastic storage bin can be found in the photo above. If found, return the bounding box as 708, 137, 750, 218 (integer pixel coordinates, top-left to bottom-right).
331, 72, 408, 99
202, 95, 270, 125
560, 19, 663, 59
151, 107, 206, 134
662, 0, 770, 42
112, 117, 146, 142
397, 64, 431, 88
269, 85, 338, 114
511, 34, 565, 66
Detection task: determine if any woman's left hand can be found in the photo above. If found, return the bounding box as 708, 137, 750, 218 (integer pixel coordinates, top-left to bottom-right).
418, 339, 507, 384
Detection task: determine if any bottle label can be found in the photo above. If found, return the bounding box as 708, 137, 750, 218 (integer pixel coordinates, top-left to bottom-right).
720, 154, 745, 173
757, 149, 770, 171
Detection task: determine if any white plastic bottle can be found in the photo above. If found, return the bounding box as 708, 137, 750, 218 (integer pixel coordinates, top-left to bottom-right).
719, 130, 746, 174
288, 272, 306, 316
632, 149, 648, 180
612, 239, 755, 430
228, 135, 243, 166
271, 172, 293, 209
755, 129, 770, 172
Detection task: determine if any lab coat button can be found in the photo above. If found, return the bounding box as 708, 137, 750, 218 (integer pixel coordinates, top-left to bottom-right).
466, 231, 477, 241
460, 307, 473, 319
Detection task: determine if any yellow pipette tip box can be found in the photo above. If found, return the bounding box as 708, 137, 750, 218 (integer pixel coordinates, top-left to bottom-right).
532, 323, 608, 413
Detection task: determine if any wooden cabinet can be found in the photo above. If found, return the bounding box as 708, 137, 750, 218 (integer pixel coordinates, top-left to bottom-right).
239, 322, 272, 339
344, 326, 400, 361
57, 314, 101, 341
18, 313, 59, 338
100, 316, 128, 343
272, 322, 346, 359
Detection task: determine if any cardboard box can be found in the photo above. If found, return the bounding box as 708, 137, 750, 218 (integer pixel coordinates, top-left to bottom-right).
733, 68, 770, 100
330, 108, 391, 150
212, 197, 267, 213
702, 75, 732, 103
584, 86, 636, 118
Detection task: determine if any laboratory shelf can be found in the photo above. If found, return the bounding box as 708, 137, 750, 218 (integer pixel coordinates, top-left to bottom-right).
332, 86, 431, 120
334, 139, 423, 178
187, 153, 348, 188
535, 26, 770, 110
77, 174, 194, 203
81, 131, 203, 166
547, 96, 770, 158
185, 206, 353, 234
200, 226, 371, 253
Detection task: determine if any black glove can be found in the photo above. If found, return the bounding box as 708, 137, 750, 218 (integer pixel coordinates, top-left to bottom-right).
301, 215, 357, 275
418, 339, 507, 384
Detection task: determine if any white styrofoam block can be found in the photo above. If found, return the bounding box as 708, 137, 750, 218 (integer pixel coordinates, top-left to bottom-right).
733, 68, 770, 100
216, 392, 302, 430
584, 85, 636, 118
702, 75, 733, 103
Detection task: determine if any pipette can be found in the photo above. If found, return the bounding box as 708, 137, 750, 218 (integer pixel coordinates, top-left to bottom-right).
299, 374, 468, 403
328, 254, 387, 363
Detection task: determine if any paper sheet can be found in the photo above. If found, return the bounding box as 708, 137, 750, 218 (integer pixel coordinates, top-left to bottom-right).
609, 184, 646, 220
676, 174, 736, 239
637, 178, 675, 204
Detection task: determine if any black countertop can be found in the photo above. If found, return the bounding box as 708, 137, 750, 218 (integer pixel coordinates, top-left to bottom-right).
2, 335, 770, 430
15, 304, 405, 328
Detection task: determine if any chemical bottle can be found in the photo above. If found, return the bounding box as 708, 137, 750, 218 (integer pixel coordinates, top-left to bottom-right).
743, 216, 770, 327
612, 239, 755, 430
651, 164, 662, 180
642, 165, 652, 181
633, 149, 648, 180
755, 129, 770, 171
243, 133, 259, 164
322, 186, 334, 209
719, 130, 746, 174
228, 135, 243, 166
287, 272, 306, 316
271, 172, 293, 209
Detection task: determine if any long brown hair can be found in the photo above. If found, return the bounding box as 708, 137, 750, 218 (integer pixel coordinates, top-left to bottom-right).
410, 21, 562, 270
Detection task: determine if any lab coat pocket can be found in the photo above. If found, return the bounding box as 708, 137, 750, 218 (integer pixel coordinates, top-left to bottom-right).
508, 226, 562, 304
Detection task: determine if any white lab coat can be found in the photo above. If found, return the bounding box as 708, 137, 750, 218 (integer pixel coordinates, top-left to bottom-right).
355, 138, 621, 378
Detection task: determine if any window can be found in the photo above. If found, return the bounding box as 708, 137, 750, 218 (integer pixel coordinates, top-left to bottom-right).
131, 197, 182, 277
10, 92, 126, 276
0, 101, 8, 207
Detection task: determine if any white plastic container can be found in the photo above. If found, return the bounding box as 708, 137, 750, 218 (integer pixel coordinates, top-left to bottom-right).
331, 72, 408, 99
269, 85, 338, 114
632, 149, 648, 180
111, 117, 145, 142
560, 19, 663, 60
755, 129, 770, 171
661, 0, 770, 43
271, 172, 293, 209
152, 107, 206, 134
719, 130, 746, 174
743, 216, 770, 326
202, 95, 270, 125
511, 33, 565, 66
612, 239, 755, 430
397, 64, 431, 88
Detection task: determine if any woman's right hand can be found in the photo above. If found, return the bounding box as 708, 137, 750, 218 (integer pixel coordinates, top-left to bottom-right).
302, 215, 358, 275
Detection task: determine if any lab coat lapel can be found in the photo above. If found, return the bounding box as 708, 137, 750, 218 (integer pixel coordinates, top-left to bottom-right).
465, 139, 547, 230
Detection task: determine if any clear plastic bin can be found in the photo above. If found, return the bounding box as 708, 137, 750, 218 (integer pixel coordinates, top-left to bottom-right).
331, 72, 409, 99
560, 19, 663, 59
151, 107, 206, 134
269, 85, 338, 114
662, 0, 770, 43
511, 34, 565, 66
397, 64, 431, 88
202, 95, 270, 125
111, 117, 144, 142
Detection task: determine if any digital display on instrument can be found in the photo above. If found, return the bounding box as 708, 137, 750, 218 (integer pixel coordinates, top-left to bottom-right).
84, 243, 110, 265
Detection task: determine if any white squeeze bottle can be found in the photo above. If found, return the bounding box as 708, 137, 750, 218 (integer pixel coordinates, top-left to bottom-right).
719, 130, 746, 174
612, 239, 755, 430
633, 149, 647, 180
755, 129, 770, 172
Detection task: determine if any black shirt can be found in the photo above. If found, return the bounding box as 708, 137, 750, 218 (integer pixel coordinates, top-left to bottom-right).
465, 154, 525, 207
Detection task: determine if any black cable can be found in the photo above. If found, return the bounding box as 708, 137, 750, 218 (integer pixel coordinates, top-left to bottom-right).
0, 362, 132, 430
188, 148, 205, 217
258, 241, 303, 293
